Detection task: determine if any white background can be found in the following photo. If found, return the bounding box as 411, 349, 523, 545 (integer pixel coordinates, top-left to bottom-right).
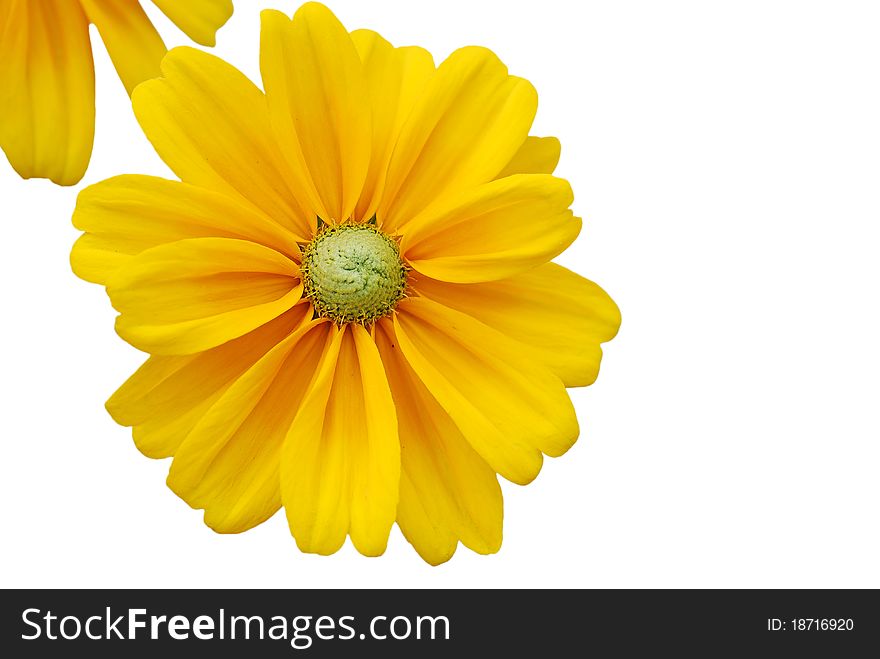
2, 0, 879, 588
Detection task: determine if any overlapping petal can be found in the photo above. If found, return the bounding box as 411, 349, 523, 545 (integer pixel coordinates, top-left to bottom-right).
402, 174, 581, 283
350, 30, 435, 222
414, 264, 621, 387
151, 0, 233, 47
496, 136, 561, 178
107, 237, 302, 355
168, 319, 328, 533
107, 307, 311, 458
132, 47, 314, 238
80, 0, 165, 95
380, 46, 538, 231
282, 324, 400, 556
260, 4, 371, 222
71, 175, 300, 285
376, 321, 502, 565
393, 297, 579, 485
0, 0, 94, 186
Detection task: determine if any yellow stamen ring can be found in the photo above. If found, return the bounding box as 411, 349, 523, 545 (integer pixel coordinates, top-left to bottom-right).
301, 223, 408, 324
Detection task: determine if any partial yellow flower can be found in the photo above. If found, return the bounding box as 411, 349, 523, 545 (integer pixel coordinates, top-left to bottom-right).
71, 2, 621, 564
0, 0, 233, 186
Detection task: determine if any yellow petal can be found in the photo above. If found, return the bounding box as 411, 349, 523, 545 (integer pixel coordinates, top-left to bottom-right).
107, 237, 301, 355
260, 5, 371, 222
168, 320, 328, 534
350, 29, 434, 222
79, 0, 166, 95
414, 263, 621, 387
132, 46, 314, 238
107, 306, 311, 458
402, 174, 581, 283
282, 324, 400, 556
151, 0, 233, 47
380, 46, 537, 232
393, 297, 578, 485
376, 320, 502, 565
0, 0, 94, 185
72, 175, 302, 285
496, 136, 561, 178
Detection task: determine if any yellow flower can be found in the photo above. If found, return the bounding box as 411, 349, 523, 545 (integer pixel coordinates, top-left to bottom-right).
0, 0, 233, 186
71, 2, 621, 564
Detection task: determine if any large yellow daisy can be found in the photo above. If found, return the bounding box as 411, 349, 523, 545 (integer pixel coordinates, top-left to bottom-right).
71, 2, 621, 564
0, 0, 233, 186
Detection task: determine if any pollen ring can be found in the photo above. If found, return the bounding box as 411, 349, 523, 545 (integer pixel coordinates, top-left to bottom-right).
301, 222, 408, 324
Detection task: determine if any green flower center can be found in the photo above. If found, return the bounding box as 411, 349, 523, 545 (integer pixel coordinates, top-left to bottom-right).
301, 223, 408, 324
